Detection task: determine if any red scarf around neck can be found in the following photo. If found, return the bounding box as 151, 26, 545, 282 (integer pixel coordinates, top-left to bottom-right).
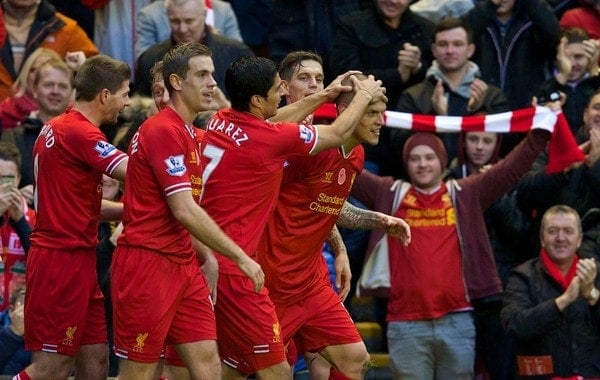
540, 248, 578, 290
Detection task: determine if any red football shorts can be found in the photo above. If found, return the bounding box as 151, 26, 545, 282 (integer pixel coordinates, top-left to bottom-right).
111, 246, 216, 363
275, 283, 362, 356
215, 273, 286, 375
24, 247, 107, 356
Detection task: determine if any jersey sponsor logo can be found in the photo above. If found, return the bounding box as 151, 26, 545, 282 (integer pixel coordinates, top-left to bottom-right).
299, 125, 314, 144
133, 332, 149, 353
164, 155, 186, 176
190, 150, 198, 164
404, 193, 456, 227
338, 168, 346, 185
311, 192, 345, 216
62, 326, 77, 346
94, 141, 118, 158
272, 321, 282, 343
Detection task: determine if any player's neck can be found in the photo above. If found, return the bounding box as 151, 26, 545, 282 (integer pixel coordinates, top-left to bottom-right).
72, 102, 102, 127
341, 139, 359, 156
170, 100, 198, 127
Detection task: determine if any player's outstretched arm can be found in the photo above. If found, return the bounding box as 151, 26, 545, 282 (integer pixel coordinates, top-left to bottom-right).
337, 201, 411, 246
270, 70, 360, 123
168, 191, 265, 292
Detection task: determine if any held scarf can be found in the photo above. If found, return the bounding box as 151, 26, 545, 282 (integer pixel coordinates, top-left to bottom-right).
313, 105, 584, 174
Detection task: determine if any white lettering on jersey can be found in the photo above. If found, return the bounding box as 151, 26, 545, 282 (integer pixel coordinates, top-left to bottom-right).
39, 124, 55, 148
207, 118, 249, 147
130, 132, 140, 155
164, 155, 186, 176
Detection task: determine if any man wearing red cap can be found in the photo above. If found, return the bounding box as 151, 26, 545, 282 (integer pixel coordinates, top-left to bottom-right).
350, 125, 552, 379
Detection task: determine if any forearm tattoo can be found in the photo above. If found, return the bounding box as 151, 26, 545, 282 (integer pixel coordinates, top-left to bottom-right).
337, 201, 382, 230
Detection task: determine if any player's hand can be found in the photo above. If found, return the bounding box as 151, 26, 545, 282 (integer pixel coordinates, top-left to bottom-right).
334, 252, 352, 302
352, 74, 387, 104
238, 256, 265, 293
323, 70, 362, 101
383, 216, 411, 246
201, 251, 219, 304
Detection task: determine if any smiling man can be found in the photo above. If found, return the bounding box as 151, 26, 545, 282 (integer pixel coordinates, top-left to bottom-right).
18, 55, 129, 380
397, 17, 508, 161
501, 204, 600, 378
134, 0, 252, 98
351, 117, 555, 378
14, 58, 73, 189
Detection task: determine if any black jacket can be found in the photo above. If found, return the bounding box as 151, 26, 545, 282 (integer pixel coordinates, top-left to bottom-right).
329, 5, 435, 109
502, 258, 600, 378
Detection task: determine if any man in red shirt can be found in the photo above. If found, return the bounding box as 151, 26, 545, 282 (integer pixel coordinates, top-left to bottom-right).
111, 43, 263, 379
200, 55, 386, 379
19, 55, 130, 380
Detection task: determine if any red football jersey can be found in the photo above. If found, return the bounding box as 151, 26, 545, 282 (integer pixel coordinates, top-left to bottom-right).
118, 107, 203, 264
200, 108, 317, 274
258, 146, 364, 303
31, 109, 127, 249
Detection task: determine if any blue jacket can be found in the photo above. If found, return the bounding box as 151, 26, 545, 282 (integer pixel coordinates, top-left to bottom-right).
0, 310, 30, 375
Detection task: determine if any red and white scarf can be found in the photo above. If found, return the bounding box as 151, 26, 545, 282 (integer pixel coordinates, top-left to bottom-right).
314, 105, 584, 174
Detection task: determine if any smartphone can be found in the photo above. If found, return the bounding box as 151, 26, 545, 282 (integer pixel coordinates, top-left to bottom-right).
0, 175, 15, 193
537, 91, 560, 104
